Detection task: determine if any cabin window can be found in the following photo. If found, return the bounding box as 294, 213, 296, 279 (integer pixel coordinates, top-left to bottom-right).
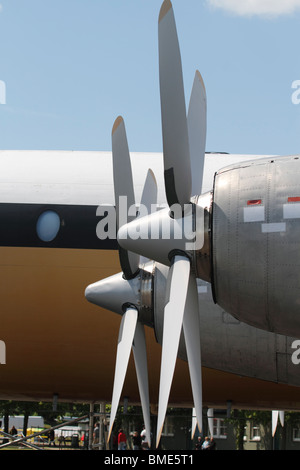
36, 210, 61, 242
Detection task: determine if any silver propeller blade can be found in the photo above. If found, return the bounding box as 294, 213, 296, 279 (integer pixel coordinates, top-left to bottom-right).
272, 410, 285, 437
132, 322, 151, 447
158, 0, 191, 208
105, 163, 157, 445
138, 169, 157, 266
107, 307, 138, 442
156, 255, 191, 447
187, 70, 207, 196
279, 410, 285, 427
272, 410, 279, 437
139, 168, 157, 217
207, 408, 214, 437
191, 408, 197, 440
182, 274, 203, 436
112, 116, 139, 279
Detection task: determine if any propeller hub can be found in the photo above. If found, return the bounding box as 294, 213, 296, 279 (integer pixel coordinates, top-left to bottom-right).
85, 262, 155, 328
117, 192, 213, 283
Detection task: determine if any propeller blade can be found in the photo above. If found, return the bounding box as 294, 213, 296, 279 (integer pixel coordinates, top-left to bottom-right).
156, 255, 191, 447
112, 116, 139, 279
138, 169, 158, 266
272, 410, 279, 437
139, 169, 157, 216
183, 274, 203, 436
207, 408, 214, 437
272, 410, 285, 437
107, 307, 138, 442
132, 322, 151, 448
279, 411, 285, 428
191, 408, 197, 440
158, 0, 191, 208
187, 70, 207, 196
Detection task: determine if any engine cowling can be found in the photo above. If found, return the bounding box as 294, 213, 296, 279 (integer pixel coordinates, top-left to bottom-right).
211, 155, 300, 337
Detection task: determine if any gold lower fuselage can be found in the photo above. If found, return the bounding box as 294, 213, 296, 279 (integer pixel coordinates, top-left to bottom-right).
0, 246, 300, 412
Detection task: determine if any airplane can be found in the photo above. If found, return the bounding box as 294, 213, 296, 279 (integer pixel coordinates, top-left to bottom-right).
0, 0, 300, 447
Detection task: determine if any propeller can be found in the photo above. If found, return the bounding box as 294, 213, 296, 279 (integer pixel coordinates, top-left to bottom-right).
86, 0, 207, 449
117, 1, 206, 446
118, 0, 206, 447
86, 117, 157, 447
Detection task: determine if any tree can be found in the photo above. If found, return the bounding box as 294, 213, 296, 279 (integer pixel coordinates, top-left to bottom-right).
227, 410, 271, 450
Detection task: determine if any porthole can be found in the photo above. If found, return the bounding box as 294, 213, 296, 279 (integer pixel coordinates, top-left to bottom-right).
36, 210, 61, 242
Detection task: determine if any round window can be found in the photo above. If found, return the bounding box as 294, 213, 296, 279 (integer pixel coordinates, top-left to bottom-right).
36, 210, 61, 242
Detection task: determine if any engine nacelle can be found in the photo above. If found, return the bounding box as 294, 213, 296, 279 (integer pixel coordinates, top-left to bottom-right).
211, 155, 300, 337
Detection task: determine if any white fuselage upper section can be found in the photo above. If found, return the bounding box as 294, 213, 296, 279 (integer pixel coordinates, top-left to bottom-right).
0, 150, 274, 206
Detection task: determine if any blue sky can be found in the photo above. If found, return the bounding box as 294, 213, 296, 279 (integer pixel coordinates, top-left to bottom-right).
0, 0, 299, 156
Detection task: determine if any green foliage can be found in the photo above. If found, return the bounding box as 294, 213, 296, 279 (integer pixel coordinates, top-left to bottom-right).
226, 409, 272, 450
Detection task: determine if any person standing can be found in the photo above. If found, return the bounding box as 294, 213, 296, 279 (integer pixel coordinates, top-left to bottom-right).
208, 437, 216, 450
131, 431, 141, 450
140, 425, 150, 449
201, 436, 210, 449
118, 429, 127, 450
93, 422, 99, 447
